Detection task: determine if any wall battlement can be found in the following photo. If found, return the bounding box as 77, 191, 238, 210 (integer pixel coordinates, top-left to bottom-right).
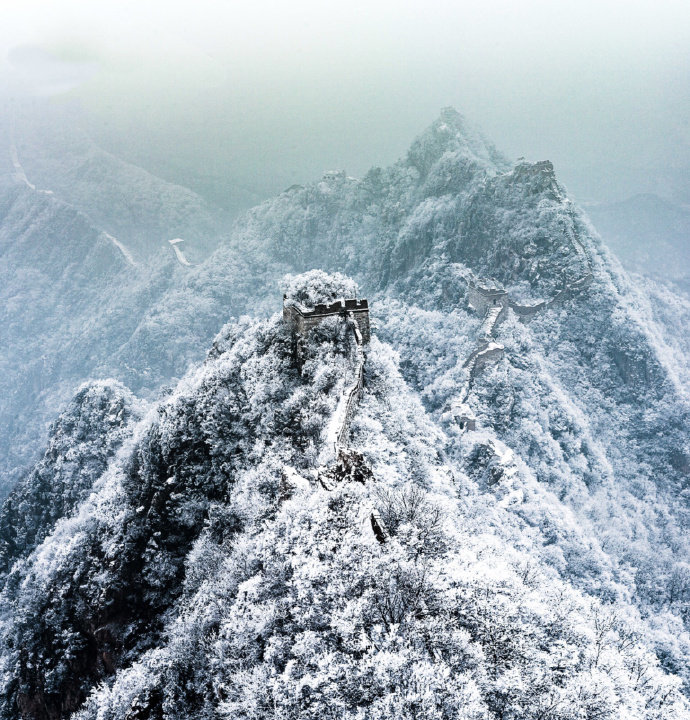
286, 297, 368, 316
283, 296, 371, 343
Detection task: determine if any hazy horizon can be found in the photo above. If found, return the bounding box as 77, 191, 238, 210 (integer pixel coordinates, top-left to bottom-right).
1, 0, 689, 208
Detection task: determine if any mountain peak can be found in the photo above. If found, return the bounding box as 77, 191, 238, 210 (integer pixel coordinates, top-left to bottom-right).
406, 107, 510, 177
436, 105, 468, 130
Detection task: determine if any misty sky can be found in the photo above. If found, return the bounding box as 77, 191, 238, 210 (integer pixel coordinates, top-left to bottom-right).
1, 0, 689, 205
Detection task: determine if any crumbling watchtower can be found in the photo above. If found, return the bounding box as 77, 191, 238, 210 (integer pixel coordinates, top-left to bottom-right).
283, 296, 371, 344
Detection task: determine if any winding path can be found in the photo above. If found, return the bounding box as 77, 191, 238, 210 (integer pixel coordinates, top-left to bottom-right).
103, 232, 137, 267
169, 238, 194, 267
9, 144, 35, 190
9, 143, 140, 269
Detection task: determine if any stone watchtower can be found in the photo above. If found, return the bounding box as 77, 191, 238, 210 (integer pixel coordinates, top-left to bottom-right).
466, 279, 509, 317
283, 296, 371, 344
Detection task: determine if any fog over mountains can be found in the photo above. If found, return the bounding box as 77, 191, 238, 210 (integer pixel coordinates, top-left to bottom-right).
1, 106, 690, 719
585, 194, 690, 284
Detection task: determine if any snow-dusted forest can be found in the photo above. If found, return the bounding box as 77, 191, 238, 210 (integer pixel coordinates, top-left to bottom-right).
1, 107, 690, 719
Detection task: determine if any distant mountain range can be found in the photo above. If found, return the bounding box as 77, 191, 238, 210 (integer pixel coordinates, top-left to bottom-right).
585, 193, 690, 281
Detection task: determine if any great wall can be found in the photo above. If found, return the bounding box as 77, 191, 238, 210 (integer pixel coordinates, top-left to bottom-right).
335, 319, 365, 453
447, 221, 594, 430
281, 294, 379, 534
283, 297, 371, 344
282, 296, 371, 484
279, 224, 593, 511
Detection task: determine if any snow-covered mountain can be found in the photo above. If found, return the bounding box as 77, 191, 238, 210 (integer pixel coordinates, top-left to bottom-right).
0, 101, 238, 495
2, 101, 227, 262
1, 108, 690, 719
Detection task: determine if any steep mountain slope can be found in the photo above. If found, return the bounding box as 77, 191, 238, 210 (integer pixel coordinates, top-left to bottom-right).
0, 273, 687, 719
0, 381, 140, 577
637, 275, 690, 389
0, 164, 282, 497
3, 101, 226, 262
0, 179, 171, 492
223, 109, 586, 300
0, 98, 238, 495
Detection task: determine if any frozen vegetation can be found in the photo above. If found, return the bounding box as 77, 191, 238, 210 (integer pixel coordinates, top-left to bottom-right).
1, 107, 690, 718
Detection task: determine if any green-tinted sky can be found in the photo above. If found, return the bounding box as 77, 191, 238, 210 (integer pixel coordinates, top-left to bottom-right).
2, 0, 689, 204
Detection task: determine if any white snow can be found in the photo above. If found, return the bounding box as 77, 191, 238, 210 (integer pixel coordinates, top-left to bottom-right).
322, 388, 350, 460
10, 144, 36, 190
477, 341, 504, 356
169, 238, 192, 267
479, 305, 503, 337
319, 317, 365, 464
103, 232, 136, 267
282, 466, 310, 493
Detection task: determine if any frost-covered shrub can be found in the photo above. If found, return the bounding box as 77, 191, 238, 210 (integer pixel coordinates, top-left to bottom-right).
282, 269, 359, 306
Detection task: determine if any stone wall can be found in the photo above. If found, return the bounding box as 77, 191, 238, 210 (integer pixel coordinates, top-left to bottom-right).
283, 297, 371, 343
467, 284, 508, 317
336, 338, 365, 452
